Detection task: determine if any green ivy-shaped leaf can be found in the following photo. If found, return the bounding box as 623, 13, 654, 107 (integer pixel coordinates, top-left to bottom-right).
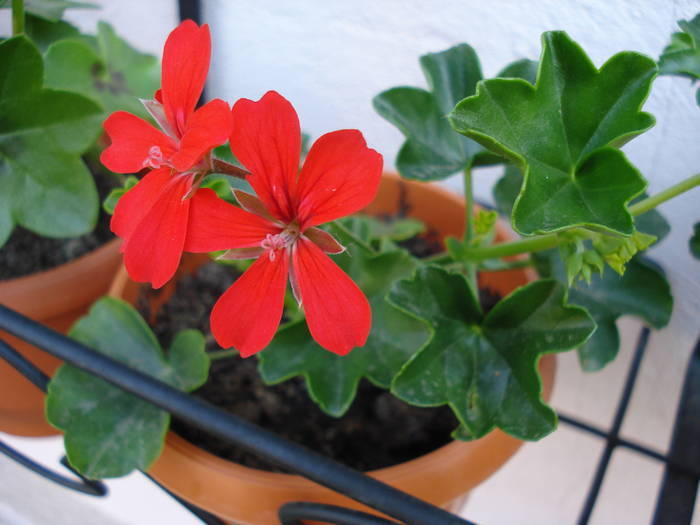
659, 14, 700, 79
388, 267, 595, 440
24, 13, 80, 51
0, 36, 102, 247
46, 297, 209, 479
450, 31, 656, 235
0, 0, 97, 21
373, 44, 537, 180
534, 250, 672, 371
690, 222, 700, 259
258, 246, 430, 417
44, 22, 159, 119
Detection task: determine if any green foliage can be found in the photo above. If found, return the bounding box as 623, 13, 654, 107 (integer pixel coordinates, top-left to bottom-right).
258, 245, 430, 417
450, 31, 656, 235
102, 176, 137, 215
691, 222, 700, 259
44, 21, 160, 119
24, 13, 80, 51
0, 0, 97, 21
46, 298, 209, 478
388, 267, 594, 440
373, 44, 537, 180
535, 251, 672, 371
659, 14, 700, 80
0, 36, 102, 247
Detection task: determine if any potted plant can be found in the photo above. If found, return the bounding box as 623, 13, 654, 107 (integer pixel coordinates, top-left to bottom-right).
0, 1, 160, 435
40, 12, 699, 524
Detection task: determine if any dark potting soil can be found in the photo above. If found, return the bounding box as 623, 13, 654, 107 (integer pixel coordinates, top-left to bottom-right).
0, 165, 122, 280
146, 253, 502, 473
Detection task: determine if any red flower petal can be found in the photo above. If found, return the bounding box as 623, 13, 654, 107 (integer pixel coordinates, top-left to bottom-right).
121, 174, 193, 289
230, 91, 300, 223
184, 188, 280, 252
292, 237, 371, 355
296, 129, 382, 230
111, 167, 172, 243
101, 112, 177, 173
210, 250, 289, 357
161, 20, 211, 137
170, 98, 232, 172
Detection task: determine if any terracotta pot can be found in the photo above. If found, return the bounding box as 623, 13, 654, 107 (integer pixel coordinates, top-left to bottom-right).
110, 174, 555, 524
0, 238, 122, 436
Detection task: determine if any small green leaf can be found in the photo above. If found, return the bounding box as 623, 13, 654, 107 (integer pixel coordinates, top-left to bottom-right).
0, 0, 98, 21
690, 222, 700, 259
497, 58, 538, 84
534, 250, 672, 371
389, 267, 594, 440
46, 298, 209, 478
0, 36, 102, 247
258, 246, 430, 417
102, 175, 137, 215
658, 14, 700, 79
451, 31, 655, 235
201, 174, 237, 203
44, 22, 159, 119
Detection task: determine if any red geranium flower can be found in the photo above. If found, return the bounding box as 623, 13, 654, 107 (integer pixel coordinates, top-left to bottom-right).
100, 20, 232, 288
186, 91, 383, 357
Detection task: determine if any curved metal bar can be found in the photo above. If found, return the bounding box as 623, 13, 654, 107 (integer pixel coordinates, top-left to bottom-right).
279, 502, 399, 525
0, 440, 107, 496
0, 305, 472, 525
0, 338, 49, 392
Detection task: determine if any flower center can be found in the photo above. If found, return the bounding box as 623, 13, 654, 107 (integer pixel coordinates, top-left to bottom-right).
260, 223, 300, 261
142, 145, 165, 169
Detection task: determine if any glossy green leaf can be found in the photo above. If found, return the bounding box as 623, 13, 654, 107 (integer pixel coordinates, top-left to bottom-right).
373, 47, 536, 180
389, 267, 594, 440
0, 36, 102, 247
659, 14, 700, 79
46, 298, 209, 478
259, 246, 430, 417
0, 0, 97, 21
534, 250, 672, 371
44, 22, 159, 119
24, 13, 80, 51
690, 222, 700, 259
450, 31, 655, 235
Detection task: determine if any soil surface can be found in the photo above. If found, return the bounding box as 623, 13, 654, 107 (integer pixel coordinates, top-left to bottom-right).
0, 165, 121, 280
145, 251, 501, 473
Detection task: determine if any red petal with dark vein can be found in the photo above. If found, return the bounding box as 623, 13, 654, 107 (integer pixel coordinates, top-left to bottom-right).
296, 129, 382, 229
184, 188, 280, 253
210, 250, 289, 357
170, 98, 232, 172
229, 91, 300, 223
101, 112, 177, 174
161, 20, 211, 137
292, 237, 371, 355
121, 175, 193, 289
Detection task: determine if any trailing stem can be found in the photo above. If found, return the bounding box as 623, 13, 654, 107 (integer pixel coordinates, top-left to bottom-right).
12, 0, 24, 36
462, 166, 478, 292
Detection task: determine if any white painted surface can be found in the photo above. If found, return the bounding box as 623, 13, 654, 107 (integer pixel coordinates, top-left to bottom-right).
1, 1, 698, 524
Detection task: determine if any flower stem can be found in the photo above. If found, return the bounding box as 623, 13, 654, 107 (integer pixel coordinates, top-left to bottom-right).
629, 173, 700, 216
207, 349, 238, 361
465, 233, 561, 262
330, 221, 375, 254
462, 165, 478, 292
12, 0, 24, 35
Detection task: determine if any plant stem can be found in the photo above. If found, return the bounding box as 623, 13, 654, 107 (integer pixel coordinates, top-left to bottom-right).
629, 173, 700, 216
462, 166, 478, 292
207, 349, 238, 361
330, 221, 375, 254
479, 258, 533, 271
12, 0, 24, 36
465, 232, 560, 262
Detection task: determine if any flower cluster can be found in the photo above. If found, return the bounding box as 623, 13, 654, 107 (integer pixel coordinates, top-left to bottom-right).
102, 21, 383, 356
